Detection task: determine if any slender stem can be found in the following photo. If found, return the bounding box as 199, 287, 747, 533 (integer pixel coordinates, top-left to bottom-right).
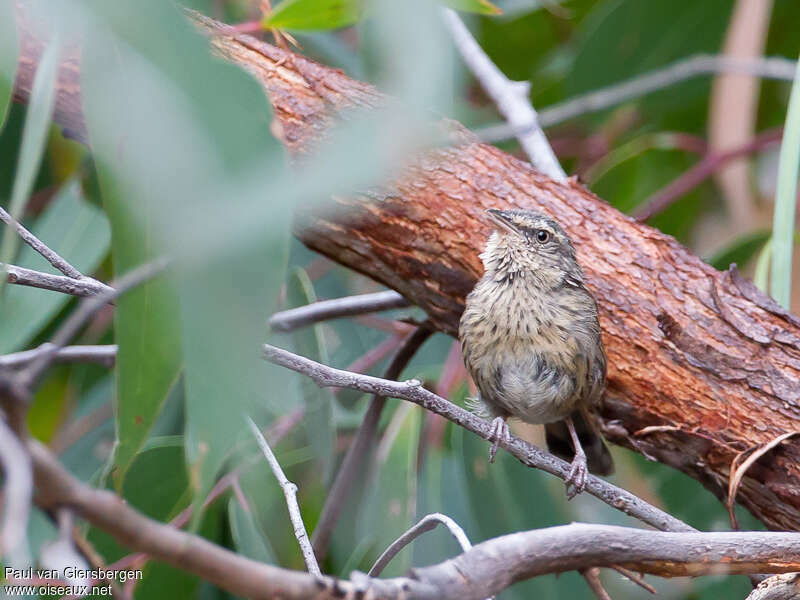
3, 262, 113, 297
633, 127, 783, 221
15, 259, 167, 394
441, 9, 565, 180
312, 326, 433, 559
770, 54, 800, 308
246, 416, 320, 575
269, 290, 410, 332
262, 343, 694, 534
477, 54, 797, 142
0, 205, 85, 279
368, 513, 472, 577
0, 344, 118, 370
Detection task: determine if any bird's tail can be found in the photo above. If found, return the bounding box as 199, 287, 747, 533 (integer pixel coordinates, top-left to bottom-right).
544, 409, 614, 476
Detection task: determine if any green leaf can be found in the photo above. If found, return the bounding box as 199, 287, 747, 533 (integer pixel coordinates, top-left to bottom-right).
287, 267, 334, 482
440, 0, 502, 15
263, 0, 364, 31
0, 36, 60, 274
770, 54, 800, 308
707, 231, 771, 271
754, 239, 772, 293
0, 181, 110, 353
77, 0, 288, 513
0, 0, 18, 131
228, 497, 278, 564
359, 404, 421, 577
93, 156, 183, 492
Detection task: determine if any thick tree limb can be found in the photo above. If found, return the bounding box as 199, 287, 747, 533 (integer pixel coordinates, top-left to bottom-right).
13, 10, 800, 531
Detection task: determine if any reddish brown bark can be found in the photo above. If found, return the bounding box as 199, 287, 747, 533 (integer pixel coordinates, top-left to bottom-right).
13, 11, 800, 531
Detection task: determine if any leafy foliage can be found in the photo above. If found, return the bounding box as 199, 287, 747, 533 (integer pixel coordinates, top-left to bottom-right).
0, 0, 797, 598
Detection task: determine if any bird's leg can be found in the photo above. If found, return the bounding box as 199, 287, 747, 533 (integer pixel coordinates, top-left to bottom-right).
564, 415, 588, 499
487, 416, 509, 463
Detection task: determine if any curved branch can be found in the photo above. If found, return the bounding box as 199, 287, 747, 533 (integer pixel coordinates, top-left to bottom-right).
369, 512, 472, 577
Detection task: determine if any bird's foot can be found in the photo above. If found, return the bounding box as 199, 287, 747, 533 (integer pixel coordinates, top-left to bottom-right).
487, 416, 509, 464
565, 449, 588, 499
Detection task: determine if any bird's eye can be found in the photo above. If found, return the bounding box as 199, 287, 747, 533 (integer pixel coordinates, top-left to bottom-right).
535, 229, 550, 243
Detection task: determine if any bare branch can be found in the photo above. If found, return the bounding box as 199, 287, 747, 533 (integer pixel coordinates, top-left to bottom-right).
477, 54, 797, 142
15, 259, 167, 392
0, 344, 117, 370
0, 416, 32, 566
441, 8, 566, 180
246, 416, 320, 576
745, 573, 800, 600
0, 204, 88, 280
368, 513, 472, 577
261, 343, 694, 534
26, 434, 800, 600
4, 262, 113, 297
582, 568, 613, 600
269, 290, 410, 333
313, 326, 433, 559
609, 566, 655, 595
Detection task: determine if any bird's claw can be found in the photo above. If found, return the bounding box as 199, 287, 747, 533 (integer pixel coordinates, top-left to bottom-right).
487, 417, 509, 463
565, 450, 588, 499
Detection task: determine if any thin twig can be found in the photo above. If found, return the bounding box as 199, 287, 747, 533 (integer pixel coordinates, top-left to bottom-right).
634, 127, 783, 221
3, 262, 113, 297
246, 416, 320, 576
609, 566, 656, 595
312, 326, 433, 559
262, 343, 695, 534
582, 568, 613, 600
477, 55, 797, 142
269, 290, 410, 332
727, 431, 800, 529
0, 416, 32, 566
368, 513, 472, 577
441, 8, 566, 180
15, 259, 168, 394
0, 204, 88, 280
0, 344, 118, 370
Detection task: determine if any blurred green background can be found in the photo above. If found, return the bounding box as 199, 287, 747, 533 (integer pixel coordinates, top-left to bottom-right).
1, 0, 798, 598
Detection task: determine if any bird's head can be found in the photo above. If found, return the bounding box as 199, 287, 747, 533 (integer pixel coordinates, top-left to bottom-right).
482, 209, 581, 285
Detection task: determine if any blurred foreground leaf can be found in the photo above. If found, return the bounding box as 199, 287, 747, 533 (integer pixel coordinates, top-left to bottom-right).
0, 0, 18, 130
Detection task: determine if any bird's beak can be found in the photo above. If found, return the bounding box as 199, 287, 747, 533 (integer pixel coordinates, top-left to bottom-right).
486, 209, 519, 235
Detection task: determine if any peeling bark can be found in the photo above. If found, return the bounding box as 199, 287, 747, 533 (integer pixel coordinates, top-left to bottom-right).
13, 10, 800, 531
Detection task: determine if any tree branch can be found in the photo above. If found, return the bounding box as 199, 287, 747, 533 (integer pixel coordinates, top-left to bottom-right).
4, 262, 113, 297
269, 290, 410, 333
0, 205, 84, 280
262, 342, 694, 534
246, 416, 320, 576
27, 433, 800, 600
477, 54, 797, 142
312, 326, 433, 558
441, 8, 565, 179
368, 513, 472, 577
0, 344, 117, 370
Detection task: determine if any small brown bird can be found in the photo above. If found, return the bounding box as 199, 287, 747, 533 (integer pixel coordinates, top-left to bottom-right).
459, 208, 613, 497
